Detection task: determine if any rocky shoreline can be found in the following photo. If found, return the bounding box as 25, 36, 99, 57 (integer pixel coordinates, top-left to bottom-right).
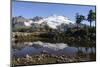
12, 53, 96, 66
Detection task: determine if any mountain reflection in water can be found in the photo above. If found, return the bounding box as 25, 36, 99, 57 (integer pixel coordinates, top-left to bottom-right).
12, 41, 96, 58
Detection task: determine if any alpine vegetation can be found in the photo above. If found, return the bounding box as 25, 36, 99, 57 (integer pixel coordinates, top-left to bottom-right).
11, 1, 96, 66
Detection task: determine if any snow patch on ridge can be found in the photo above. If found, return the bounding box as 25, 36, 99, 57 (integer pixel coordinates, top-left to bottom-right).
24, 20, 33, 26
44, 15, 74, 29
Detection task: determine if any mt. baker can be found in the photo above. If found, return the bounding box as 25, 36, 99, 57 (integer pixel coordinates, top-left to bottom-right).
12, 15, 77, 32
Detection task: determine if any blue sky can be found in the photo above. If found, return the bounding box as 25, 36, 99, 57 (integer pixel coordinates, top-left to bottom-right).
12, 1, 96, 25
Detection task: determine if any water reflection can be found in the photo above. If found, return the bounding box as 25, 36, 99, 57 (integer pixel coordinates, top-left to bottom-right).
12, 41, 96, 58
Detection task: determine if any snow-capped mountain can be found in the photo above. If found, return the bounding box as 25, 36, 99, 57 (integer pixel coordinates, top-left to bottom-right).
24, 20, 33, 26
12, 15, 75, 31
31, 16, 44, 24
12, 16, 28, 27
44, 15, 73, 29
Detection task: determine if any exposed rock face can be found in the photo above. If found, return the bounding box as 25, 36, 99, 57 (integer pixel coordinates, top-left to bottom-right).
12, 15, 87, 33
12, 15, 78, 32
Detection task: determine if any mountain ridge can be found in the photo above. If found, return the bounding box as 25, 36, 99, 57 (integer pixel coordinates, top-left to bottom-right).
12, 15, 75, 30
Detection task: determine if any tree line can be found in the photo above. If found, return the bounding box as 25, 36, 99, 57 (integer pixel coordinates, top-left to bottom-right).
75, 10, 96, 29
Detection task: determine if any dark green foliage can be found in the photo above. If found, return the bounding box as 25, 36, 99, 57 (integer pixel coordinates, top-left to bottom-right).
13, 26, 33, 32
87, 10, 96, 27
75, 13, 85, 29
39, 32, 55, 38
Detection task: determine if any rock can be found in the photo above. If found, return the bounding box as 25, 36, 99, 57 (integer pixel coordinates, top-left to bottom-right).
26, 54, 32, 61
60, 56, 64, 60
38, 56, 43, 61
26, 54, 30, 58
17, 58, 20, 62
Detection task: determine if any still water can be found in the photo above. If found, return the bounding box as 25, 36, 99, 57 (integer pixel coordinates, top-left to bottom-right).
12, 41, 96, 58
